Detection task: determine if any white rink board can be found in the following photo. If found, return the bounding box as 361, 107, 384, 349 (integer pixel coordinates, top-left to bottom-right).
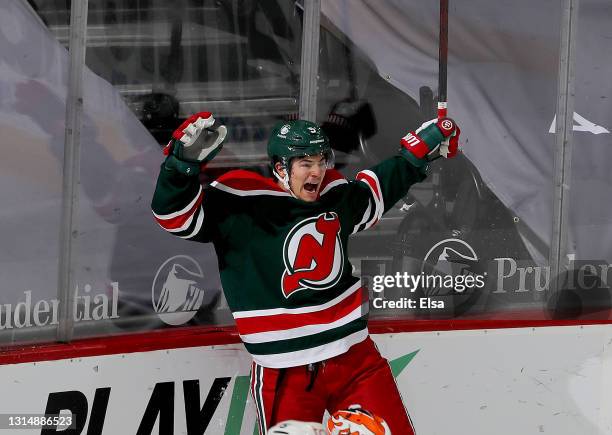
379, 325, 612, 435
0, 345, 258, 435
0, 325, 611, 434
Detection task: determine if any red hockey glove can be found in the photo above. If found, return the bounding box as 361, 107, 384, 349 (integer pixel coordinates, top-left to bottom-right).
399, 118, 459, 167
163, 112, 227, 176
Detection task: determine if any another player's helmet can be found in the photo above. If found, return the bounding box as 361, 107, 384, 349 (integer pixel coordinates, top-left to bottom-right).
326, 405, 392, 435
267, 119, 334, 169
269, 420, 325, 435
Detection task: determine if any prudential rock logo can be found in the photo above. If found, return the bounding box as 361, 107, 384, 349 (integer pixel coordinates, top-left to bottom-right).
152, 255, 206, 325
423, 239, 479, 275
421, 238, 485, 293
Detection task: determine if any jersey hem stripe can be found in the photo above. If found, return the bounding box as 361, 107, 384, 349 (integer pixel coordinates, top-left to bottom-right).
232, 281, 361, 319
239, 305, 364, 344
235, 285, 364, 335
250, 328, 368, 369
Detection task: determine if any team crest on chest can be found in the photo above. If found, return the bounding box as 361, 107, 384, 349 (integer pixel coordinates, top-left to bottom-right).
281, 212, 344, 298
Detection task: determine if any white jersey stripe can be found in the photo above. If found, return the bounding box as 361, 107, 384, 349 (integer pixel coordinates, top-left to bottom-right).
358, 169, 384, 220
252, 363, 267, 435
165, 208, 196, 233
258, 365, 267, 434
250, 328, 368, 369
355, 170, 384, 231
153, 184, 203, 220
240, 306, 363, 344
352, 200, 373, 234
232, 281, 361, 319
179, 205, 204, 239
320, 178, 348, 196
210, 181, 291, 197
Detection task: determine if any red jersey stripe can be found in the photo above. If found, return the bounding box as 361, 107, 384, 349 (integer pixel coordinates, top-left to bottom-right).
216, 170, 285, 192
356, 171, 382, 202
215, 168, 346, 194
155, 190, 204, 230
234, 287, 365, 335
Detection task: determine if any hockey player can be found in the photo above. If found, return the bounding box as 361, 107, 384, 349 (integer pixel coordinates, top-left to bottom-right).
152, 112, 460, 434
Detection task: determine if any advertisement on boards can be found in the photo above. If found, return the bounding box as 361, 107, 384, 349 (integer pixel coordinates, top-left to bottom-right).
1, 326, 611, 434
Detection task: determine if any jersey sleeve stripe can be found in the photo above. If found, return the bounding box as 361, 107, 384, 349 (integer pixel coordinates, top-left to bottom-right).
352, 200, 375, 234
152, 184, 203, 220
178, 205, 205, 239
153, 188, 204, 232
234, 285, 365, 335
163, 206, 196, 233
356, 170, 384, 216
355, 170, 384, 231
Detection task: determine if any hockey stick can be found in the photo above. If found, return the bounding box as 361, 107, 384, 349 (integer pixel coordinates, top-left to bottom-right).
435, 0, 454, 159
438, 0, 449, 120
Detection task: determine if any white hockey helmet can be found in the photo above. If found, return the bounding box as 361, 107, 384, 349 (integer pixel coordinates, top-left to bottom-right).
326, 405, 391, 435
268, 420, 326, 435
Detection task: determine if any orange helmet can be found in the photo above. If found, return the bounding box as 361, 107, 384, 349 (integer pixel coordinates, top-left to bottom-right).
326, 405, 391, 435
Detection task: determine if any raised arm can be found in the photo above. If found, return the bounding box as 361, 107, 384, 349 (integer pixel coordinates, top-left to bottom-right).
151, 112, 227, 242
350, 118, 461, 233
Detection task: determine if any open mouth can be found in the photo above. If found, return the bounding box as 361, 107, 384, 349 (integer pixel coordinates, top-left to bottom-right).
303, 182, 318, 193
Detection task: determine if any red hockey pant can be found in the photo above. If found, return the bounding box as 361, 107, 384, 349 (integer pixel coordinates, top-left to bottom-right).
249, 337, 415, 434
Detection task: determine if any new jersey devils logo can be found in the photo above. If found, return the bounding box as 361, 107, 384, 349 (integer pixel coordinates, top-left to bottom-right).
281, 212, 344, 298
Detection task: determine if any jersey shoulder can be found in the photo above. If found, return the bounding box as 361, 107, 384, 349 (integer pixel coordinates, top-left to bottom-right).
319, 168, 349, 197
210, 169, 291, 197
209, 168, 349, 198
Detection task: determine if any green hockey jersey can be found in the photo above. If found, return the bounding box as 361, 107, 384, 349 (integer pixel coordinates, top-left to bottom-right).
152, 155, 425, 368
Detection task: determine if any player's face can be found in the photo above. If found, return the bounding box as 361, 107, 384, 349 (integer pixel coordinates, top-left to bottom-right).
281, 155, 327, 202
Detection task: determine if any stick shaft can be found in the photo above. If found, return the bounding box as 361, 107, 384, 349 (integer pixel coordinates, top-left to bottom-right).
438, 0, 449, 119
